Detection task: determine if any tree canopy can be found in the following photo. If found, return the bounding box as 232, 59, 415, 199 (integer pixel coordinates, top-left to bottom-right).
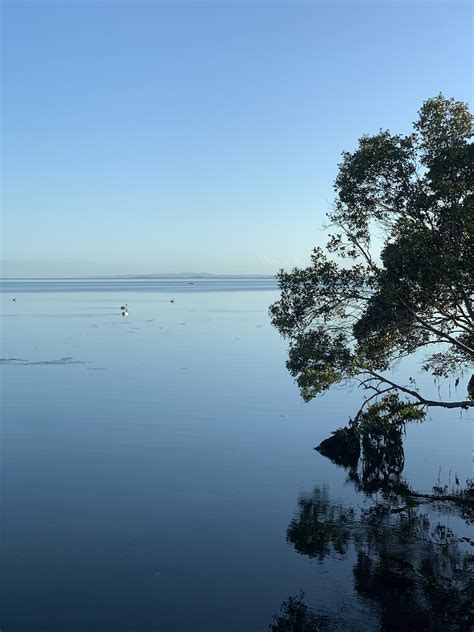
270, 94, 473, 417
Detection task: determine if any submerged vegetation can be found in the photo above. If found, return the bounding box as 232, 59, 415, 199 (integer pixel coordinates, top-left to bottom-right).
270, 95, 473, 423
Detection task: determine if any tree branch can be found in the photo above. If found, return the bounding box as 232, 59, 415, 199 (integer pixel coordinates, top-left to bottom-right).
404, 307, 474, 356
362, 369, 474, 409
351, 387, 394, 424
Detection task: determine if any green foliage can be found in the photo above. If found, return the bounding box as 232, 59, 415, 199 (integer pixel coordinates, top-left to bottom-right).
357, 394, 426, 430
285, 327, 354, 401
270, 95, 474, 408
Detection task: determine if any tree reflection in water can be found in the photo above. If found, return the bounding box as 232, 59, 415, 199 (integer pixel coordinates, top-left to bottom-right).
269, 593, 332, 632
271, 426, 473, 631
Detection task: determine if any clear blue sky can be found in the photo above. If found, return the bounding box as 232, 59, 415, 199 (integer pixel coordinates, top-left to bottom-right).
1, 0, 472, 277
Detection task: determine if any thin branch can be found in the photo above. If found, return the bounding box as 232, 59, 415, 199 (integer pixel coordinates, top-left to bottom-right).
362, 369, 474, 409
403, 307, 474, 356
352, 387, 394, 424
459, 286, 474, 321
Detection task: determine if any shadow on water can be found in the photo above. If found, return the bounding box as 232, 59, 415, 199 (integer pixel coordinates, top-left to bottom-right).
270, 425, 474, 631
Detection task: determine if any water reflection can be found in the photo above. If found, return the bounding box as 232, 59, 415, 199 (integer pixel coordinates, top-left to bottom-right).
318, 423, 407, 499
272, 425, 474, 631
287, 487, 354, 560
286, 487, 473, 629
269, 593, 332, 631
317, 419, 473, 516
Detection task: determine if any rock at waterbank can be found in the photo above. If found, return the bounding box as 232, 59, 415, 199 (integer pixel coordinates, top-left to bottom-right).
315, 426, 360, 469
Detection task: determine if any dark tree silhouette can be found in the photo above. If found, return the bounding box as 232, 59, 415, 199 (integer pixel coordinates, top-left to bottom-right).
270, 95, 473, 418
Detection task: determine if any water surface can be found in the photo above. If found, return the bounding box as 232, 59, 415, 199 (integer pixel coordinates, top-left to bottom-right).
1, 279, 472, 631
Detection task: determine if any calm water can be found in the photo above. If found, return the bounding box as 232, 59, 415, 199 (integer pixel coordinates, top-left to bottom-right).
1, 279, 472, 631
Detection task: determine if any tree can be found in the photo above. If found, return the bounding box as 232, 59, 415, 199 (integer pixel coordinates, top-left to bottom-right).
270, 94, 473, 419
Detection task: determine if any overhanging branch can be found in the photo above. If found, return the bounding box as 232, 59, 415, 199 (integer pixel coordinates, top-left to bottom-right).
361, 368, 474, 409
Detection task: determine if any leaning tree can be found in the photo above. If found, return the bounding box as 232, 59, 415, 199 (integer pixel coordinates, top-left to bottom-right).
270, 95, 473, 423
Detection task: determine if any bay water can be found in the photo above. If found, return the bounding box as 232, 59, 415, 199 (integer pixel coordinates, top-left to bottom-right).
1, 279, 471, 631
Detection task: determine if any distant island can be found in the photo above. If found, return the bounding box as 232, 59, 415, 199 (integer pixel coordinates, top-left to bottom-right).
107, 273, 277, 280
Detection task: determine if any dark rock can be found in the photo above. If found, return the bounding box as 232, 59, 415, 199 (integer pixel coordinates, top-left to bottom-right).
316, 426, 360, 469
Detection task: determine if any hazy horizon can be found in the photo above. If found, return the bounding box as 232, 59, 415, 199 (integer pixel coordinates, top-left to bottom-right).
0, 270, 277, 279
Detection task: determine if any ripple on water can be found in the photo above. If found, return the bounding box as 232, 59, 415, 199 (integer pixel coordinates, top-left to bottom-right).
0, 356, 85, 366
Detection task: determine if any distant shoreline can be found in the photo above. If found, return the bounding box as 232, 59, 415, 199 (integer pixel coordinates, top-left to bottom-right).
1, 274, 277, 280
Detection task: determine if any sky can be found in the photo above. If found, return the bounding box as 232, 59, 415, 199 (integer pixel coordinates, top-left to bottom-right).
1, 0, 472, 277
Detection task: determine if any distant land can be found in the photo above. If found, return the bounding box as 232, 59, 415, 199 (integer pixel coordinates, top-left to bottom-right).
1, 273, 277, 280
107, 272, 277, 279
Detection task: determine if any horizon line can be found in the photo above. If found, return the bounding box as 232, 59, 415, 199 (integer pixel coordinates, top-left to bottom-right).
0, 273, 278, 280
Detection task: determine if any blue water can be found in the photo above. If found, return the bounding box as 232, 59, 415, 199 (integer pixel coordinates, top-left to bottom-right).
0, 276, 278, 294
1, 279, 472, 631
